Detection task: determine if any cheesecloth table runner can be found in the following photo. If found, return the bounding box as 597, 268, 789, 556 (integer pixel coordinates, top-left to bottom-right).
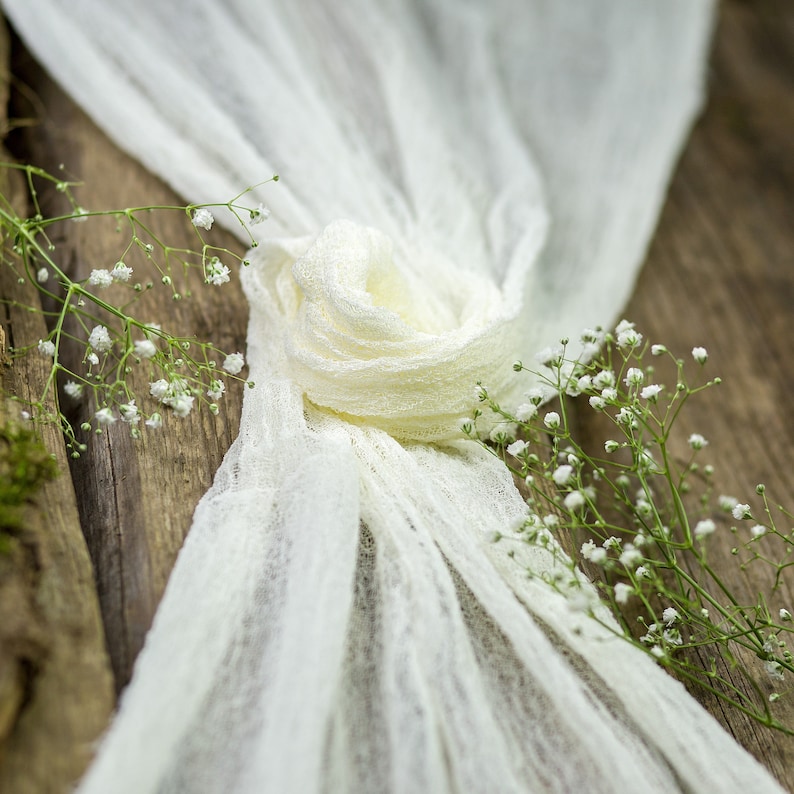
5, 1, 785, 792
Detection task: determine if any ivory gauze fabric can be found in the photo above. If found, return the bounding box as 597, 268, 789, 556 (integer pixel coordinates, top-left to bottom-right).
3, 1, 786, 792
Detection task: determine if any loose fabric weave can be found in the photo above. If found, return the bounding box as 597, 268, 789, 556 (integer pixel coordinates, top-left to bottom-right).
5, 1, 785, 792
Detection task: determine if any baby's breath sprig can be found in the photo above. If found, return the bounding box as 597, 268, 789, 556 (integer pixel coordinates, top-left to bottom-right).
463, 321, 794, 734
1, 162, 277, 457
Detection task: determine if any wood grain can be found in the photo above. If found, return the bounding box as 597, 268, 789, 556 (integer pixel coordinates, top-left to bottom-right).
5, 38, 251, 697
0, 0, 792, 791
0, 22, 115, 794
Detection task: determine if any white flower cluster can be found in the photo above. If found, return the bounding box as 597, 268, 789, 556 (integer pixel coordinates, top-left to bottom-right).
248, 203, 270, 225
38, 339, 56, 357
192, 207, 214, 230
222, 352, 245, 375
88, 261, 134, 288
88, 325, 112, 353
206, 256, 231, 286
150, 377, 195, 418
615, 319, 642, 349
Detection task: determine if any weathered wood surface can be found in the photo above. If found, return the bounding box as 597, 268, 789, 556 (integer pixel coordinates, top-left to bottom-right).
0, 0, 791, 791
5, 33, 250, 704
0, 23, 114, 794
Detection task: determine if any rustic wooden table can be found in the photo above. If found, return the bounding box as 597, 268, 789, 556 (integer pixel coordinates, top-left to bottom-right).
1, 1, 792, 791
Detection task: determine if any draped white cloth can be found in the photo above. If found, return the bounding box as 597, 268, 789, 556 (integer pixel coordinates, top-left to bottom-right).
5, 1, 785, 792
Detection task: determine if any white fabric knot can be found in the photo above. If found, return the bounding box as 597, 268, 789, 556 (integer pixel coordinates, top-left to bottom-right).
253, 219, 523, 441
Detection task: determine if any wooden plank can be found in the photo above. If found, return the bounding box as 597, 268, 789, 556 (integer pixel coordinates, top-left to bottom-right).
0, 21, 115, 794
6, 37, 251, 696
573, 0, 794, 788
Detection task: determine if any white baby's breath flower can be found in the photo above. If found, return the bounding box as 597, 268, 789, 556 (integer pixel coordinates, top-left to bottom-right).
489, 424, 517, 445
662, 607, 680, 625
640, 384, 663, 402
780, 609, 792, 622
750, 524, 766, 538
89, 269, 114, 288
604, 440, 620, 453
593, 370, 615, 390
614, 582, 634, 605
87, 352, 99, 366
619, 545, 642, 567
615, 319, 634, 335
580, 328, 603, 345
694, 518, 716, 539
765, 660, 785, 682
38, 339, 56, 356
732, 503, 752, 521
36, 267, 49, 283
145, 412, 163, 430
223, 352, 245, 375
590, 547, 608, 565
615, 407, 637, 427
192, 207, 214, 230
692, 346, 708, 364
663, 627, 683, 646
95, 407, 116, 426
134, 339, 157, 359
651, 344, 667, 356
688, 433, 708, 450
581, 540, 607, 565
543, 411, 560, 430
169, 377, 188, 394
600, 387, 618, 402
112, 262, 134, 282
635, 565, 650, 579
149, 379, 170, 401
506, 439, 526, 458
576, 375, 593, 392
514, 403, 538, 422
638, 448, 660, 474
88, 325, 112, 353
207, 379, 226, 401
206, 257, 231, 286
589, 396, 606, 411
535, 346, 563, 368
640, 624, 659, 644
167, 393, 195, 418
524, 387, 545, 406
552, 465, 574, 486
64, 380, 84, 399
563, 490, 586, 512
718, 494, 738, 512
248, 203, 271, 225
119, 401, 140, 424
617, 328, 642, 348
624, 367, 644, 387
